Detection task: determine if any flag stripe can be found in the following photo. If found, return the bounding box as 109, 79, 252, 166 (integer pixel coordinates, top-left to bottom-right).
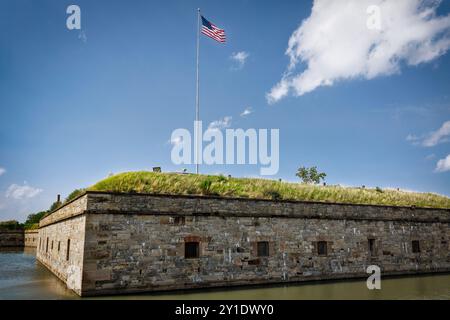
201, 30, 226, 40
206, 27, 225, 35
201, 15, 226, 43
201, 27, 225, 37
201, 27, 225, 35
202, 29, 226, 40
202, 31, 226, 42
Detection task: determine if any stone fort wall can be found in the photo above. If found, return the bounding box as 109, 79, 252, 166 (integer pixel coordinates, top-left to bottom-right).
0, 230, 24, 247
24, 230, 39, 248
36, 215, 86, 295
0, 229, 42, 249
38, 192, 450, 296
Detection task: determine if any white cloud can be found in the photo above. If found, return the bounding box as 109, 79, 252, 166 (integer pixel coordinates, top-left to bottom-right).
406, 134, 420, 143
267, 79, 289, 104
267, 0, 450, 103
208, 116, 232, 131
407, 120, 450, 146
0, 167, 5, 176
425, 153, 436, 160
422, 120, 450, 146
230, 51, 249, 69
5, 183, 43, 200
435, 154, 450, 172
240, 107, 253, 117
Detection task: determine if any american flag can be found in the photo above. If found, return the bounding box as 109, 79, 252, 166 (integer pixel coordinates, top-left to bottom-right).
201, 16, 226, 43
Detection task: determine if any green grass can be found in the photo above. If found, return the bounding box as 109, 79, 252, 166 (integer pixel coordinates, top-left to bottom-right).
86, 171, 450, 209
25, 223, 40, 230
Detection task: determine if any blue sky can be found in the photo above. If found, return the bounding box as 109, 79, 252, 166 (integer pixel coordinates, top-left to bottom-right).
1, 0, 450, 221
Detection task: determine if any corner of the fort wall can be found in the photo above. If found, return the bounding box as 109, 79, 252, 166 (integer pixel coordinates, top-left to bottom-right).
35, 192, 450, 296
24, 229, 39, 248
78, 192, 450, 296
36, 194, 88, 295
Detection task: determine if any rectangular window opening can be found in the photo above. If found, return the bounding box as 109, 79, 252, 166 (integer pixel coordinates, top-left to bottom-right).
257, 241, 270, 257
368, 239, 375, 255
317, 241, 328, 256
66, 239, 71, 261
174, 216, 186, 225
185, 242, 199, 259
412, 240, 420, 253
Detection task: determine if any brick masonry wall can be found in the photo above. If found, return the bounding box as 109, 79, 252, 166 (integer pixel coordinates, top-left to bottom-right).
36, 215, 87, 295
0, 230, 24, 247
37, 192, 450, 296
24, 230, 39, 248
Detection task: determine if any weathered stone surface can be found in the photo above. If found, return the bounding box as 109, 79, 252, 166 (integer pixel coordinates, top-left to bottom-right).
81, 192, 450, 223
36, 215, 86, 296
36, 192, 450, 296
24, 230, 38, 248
39, 195, 88, 227
0, 230, 24, 247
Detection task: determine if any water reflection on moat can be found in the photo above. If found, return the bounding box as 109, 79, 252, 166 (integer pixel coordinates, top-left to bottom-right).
0, 248, 449, 300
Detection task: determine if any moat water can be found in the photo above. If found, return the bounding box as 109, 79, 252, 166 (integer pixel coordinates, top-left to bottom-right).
1, 248, 449, 300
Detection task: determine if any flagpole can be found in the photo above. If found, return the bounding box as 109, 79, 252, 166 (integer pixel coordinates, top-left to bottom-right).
195, 8, 200, 175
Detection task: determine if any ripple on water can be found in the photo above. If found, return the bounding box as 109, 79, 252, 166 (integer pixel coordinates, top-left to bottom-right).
0, 249, 449, 300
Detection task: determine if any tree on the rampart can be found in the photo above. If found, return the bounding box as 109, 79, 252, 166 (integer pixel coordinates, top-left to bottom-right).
296, 166, 327, 184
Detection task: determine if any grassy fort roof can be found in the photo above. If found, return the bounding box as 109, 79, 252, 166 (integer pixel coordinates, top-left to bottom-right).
80, 171, 450, 209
